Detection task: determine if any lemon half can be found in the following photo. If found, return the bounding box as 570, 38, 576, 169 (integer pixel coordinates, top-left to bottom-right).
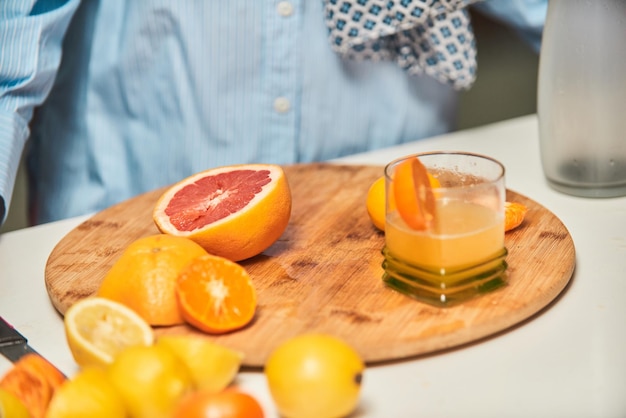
64, 297, 154, 369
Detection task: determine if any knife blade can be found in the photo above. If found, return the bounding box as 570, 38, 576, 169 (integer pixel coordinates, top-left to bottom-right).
0, 316, 65, 377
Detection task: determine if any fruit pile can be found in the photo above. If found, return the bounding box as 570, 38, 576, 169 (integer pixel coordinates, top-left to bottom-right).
100, 163, 292, 334
1, 163, 366, 418
0, 299, 364, 418
97, 234, 258, 334
1, 296, 254, 417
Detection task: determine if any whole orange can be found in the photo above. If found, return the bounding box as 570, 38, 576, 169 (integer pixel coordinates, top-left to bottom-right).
97, 234, 207, 326
365, 176, 386, 231
172, 388, 264, 418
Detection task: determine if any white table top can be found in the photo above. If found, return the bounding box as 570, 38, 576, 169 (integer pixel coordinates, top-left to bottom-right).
1, 114, 625, 417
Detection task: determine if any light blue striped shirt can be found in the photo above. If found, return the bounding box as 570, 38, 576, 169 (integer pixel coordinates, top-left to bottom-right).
0, 0, 545, 225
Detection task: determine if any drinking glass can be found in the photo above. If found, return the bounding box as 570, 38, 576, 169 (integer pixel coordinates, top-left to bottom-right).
382, 152, 508, 306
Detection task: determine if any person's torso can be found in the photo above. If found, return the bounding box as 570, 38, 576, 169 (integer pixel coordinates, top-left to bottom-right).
29, 0, 457, 223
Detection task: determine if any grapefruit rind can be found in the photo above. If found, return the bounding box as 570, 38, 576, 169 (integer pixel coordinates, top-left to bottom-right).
153, 164, 292, 262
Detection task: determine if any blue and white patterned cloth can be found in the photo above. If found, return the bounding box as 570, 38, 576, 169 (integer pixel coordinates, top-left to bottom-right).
324, 0, 478, 89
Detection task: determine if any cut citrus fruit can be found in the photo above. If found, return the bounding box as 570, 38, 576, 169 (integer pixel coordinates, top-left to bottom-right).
97, 234, 207, 326
64, 297, 154, 369
428, 172, 441, 189
505, 201, 528, 232
156, 335, 244, 393
367, 173, 440, 231
176, 254, 257, 334
153, 164, 292, 262
392, 157, 436, 230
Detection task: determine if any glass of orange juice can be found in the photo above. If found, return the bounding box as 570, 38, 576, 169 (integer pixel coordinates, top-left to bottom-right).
382, 152, 508, 306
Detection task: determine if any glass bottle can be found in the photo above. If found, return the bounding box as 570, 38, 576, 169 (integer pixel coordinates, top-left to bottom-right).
537, 0, 626, 197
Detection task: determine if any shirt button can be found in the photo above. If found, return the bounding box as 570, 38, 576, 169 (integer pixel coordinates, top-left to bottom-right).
277, 1, 294, 17
273, 97, 291, 113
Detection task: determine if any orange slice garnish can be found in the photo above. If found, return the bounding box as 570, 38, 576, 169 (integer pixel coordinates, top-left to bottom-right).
393, 157, 436, 230
504, 202, 528, 232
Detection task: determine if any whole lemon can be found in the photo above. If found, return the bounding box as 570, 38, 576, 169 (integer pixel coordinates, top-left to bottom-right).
264, 334, 364, 418
0, 388, 30, 418
46, 367, 126, 418
107, 344, 194, 418
97, 234, 207, 326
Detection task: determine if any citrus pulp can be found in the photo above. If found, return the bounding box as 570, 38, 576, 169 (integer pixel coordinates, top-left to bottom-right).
176, 254, 257, 334
64, 297, 154, 369
505, 201, 528, 232
153, 164, 291, 261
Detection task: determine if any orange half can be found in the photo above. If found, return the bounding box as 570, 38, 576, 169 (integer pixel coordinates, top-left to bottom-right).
176, 254, 257, 334
393, 157, 436, 230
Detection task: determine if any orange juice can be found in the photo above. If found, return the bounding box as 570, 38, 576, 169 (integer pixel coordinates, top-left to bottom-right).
385, 200, 504, 277
382, 152, 508, 306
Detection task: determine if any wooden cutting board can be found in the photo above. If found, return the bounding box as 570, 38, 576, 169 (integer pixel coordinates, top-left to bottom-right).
45, 164, 576, 367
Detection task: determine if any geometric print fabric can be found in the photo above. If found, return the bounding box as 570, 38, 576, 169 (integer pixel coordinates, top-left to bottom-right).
324, 0, 479, 89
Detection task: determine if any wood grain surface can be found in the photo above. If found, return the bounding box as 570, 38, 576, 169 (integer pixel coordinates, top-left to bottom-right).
45, 164, 576, 367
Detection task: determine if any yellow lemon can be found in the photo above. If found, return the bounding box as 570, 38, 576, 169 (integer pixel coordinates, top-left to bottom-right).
107, 344, 193, 418
45, 367, 126, 418
64, 297, 154, 369
156, 335, 243, 393
0, 388, 30, 418
265, 333, 365, 418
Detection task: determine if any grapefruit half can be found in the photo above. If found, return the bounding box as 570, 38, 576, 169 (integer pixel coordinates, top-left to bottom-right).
153, 164, 292, 261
